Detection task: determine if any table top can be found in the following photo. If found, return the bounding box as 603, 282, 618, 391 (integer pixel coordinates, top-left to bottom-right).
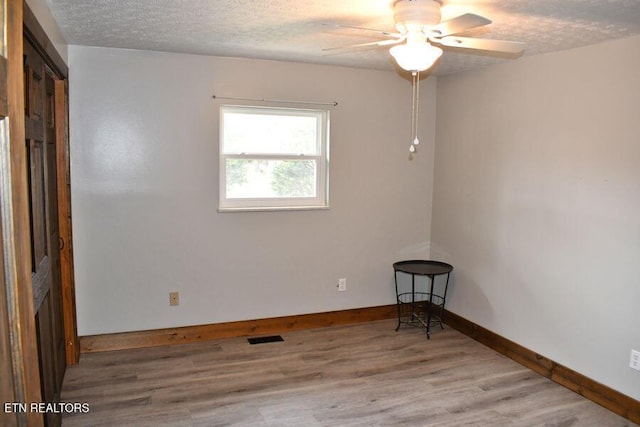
393, 260, 453, 276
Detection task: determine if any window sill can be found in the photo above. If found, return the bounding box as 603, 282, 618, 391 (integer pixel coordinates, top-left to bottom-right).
218, 205, 330, 213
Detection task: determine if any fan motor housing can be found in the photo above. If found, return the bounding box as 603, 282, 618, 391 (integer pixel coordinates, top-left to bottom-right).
393, 0, 442, 33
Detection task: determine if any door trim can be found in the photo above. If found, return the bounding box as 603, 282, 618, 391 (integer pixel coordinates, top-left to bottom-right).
1, 1, 44, 425
54, 79, 78, 364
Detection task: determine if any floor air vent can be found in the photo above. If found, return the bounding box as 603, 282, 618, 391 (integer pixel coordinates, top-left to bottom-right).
247, 335, 284, 345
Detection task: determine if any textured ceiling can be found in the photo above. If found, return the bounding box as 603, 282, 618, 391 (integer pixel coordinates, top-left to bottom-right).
49, 0, 640, 75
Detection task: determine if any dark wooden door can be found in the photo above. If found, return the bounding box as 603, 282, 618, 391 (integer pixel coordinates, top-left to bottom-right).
24, 35, 65, 427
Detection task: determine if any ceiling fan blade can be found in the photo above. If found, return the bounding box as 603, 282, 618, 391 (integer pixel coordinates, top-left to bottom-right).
426, 13, 491, 37
322, 23, 401, 38
432, 36, 525, 55
322, 37, 405, 53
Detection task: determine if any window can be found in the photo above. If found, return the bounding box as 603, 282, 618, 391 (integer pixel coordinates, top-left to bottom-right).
219, 105, 330, 211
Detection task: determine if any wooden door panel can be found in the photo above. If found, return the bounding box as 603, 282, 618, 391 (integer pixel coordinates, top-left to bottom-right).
24, 42, 43, 119
35, 296, 61, 426
28, 140, 47, 270
45, 120, 65, 387
35, 298, 53, 402
45, 72, 58, 224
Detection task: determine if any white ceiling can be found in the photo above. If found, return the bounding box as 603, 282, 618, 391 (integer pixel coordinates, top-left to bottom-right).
49, 0, 640, 75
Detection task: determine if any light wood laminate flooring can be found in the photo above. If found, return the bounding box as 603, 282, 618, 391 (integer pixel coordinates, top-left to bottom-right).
61, 320, 635, 426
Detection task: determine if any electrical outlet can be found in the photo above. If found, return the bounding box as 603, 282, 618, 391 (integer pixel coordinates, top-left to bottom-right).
338, 278, 347, 292
169, 292, 179, 306
630, 350, 640, 371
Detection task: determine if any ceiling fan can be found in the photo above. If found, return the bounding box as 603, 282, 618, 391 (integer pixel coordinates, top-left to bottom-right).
325, 0, 525, 154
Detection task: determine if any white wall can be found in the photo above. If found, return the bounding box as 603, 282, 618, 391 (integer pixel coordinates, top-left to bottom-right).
69, 46, 437, 336
25, 0, 68, 64
432, 36, 640, 400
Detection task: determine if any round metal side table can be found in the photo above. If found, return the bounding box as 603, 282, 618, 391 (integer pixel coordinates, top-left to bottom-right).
393, 260, 453, 339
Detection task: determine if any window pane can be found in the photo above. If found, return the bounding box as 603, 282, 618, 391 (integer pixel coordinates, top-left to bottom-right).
226, 159, 317, 199
223, 112, 318, 155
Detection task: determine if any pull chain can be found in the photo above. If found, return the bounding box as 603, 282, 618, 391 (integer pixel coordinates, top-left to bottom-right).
410, 71, 420, 153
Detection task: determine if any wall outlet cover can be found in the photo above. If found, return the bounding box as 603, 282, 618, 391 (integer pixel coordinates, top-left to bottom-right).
630, 349, 640, 371
169, 292, 179, 306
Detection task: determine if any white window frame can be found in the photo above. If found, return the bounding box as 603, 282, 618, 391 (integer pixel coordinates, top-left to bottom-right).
219, 105, 330, 211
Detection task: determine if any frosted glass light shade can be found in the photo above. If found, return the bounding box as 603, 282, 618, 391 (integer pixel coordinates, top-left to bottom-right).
390, 43, 443, 72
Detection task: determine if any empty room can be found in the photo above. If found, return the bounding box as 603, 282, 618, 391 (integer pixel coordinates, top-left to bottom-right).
1, 0, 639, 426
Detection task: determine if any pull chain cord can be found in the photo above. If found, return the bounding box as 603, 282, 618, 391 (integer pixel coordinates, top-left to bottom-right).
410, 71, 420, 153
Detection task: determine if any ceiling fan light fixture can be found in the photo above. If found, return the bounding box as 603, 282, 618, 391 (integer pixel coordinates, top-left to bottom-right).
389, 42, 443, 72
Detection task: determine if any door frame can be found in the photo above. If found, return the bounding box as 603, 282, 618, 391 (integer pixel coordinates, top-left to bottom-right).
1, 1, 43, 425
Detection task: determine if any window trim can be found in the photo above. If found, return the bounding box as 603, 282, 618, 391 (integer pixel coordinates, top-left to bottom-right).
219, 105, 330, 212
